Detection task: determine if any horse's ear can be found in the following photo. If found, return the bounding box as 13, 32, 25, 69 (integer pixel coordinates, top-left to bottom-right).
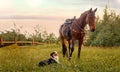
94, 8, 97, 12
89, 8, 92, 13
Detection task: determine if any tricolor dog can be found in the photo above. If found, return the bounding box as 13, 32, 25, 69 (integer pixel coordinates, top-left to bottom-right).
38, 51, 59, 66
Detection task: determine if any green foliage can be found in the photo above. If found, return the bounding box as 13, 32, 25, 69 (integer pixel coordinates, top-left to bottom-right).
0, 24, 60, 44
0, 30, 26, 41
31, 25, 59, 43
84, 8, 120, 46
0, 44, 120, 72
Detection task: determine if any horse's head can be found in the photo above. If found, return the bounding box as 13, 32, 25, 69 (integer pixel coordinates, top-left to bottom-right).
86, 8, 97, 32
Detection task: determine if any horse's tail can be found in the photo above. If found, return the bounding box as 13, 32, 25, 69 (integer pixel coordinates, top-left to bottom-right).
59, 24, 68, 57
60, 24, 64, 30
59, 24, 64, 36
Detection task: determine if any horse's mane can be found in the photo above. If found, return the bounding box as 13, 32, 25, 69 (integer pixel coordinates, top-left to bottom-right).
79, 10, 89, 20
77, 10, 89, 27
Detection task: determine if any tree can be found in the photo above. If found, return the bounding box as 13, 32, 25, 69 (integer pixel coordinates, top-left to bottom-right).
0, 30, 26, 41
84, 7, 120, 47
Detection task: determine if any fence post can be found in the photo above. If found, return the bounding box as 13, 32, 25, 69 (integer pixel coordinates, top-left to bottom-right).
0, 37, 3, 45
14, 37, 17, 44
32, 38, 34, 45
49, 40, 51, 44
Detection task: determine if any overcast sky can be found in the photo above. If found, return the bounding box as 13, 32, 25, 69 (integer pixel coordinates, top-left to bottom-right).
0, 0, 120, 37
0, 0, 120, 19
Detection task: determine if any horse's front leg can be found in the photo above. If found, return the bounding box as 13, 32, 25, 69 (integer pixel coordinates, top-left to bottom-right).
78, 37, 84, 59
68, 40, 72, 57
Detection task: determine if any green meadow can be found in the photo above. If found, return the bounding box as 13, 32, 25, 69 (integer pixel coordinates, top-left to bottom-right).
0, 44, 120, 72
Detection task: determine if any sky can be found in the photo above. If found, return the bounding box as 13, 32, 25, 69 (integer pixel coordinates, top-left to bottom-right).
0, 0, 120, 37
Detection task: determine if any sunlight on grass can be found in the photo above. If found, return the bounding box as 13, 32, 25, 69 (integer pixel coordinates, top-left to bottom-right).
0, 44, 120, 72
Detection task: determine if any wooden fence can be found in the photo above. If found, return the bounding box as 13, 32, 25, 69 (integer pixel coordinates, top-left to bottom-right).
0, 37, 44, 46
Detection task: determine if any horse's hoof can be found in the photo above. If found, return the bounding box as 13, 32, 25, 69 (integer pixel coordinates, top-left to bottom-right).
63, 55, 65, 57
68, 57, 72, 61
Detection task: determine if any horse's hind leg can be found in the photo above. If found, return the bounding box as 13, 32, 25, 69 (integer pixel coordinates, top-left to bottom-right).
69, 40, 75, 60
61, 38, 68, 57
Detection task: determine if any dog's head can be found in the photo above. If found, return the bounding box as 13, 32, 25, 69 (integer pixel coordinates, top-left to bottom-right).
50, 51, 58, 57
50, 51, 60, 63
50, 51, 59, 60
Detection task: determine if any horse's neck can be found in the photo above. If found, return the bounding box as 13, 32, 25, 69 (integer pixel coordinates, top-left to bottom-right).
77, 12, 87, 29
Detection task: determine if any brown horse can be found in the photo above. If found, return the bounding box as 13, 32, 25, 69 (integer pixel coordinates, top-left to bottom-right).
59, 8, 97, 60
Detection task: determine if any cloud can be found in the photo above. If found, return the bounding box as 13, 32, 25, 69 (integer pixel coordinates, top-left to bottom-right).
0, 0, 119, 20
60, 0, 120, 9
109, 0, 120, 9
0, 0, 14, 8
92, 0, 120, 9
0, 15, 64, 20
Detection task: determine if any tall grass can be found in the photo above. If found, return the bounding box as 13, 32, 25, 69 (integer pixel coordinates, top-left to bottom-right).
0, 44, 120, 72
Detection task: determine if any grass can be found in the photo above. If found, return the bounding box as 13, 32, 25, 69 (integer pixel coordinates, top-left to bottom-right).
0, 44, 120, 72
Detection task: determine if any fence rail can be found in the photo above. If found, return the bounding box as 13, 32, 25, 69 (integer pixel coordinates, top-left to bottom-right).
0, 37, 44, 45
1, 41, 44, 45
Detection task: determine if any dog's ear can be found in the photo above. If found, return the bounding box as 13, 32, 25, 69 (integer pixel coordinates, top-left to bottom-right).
50, 52, 54, 57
